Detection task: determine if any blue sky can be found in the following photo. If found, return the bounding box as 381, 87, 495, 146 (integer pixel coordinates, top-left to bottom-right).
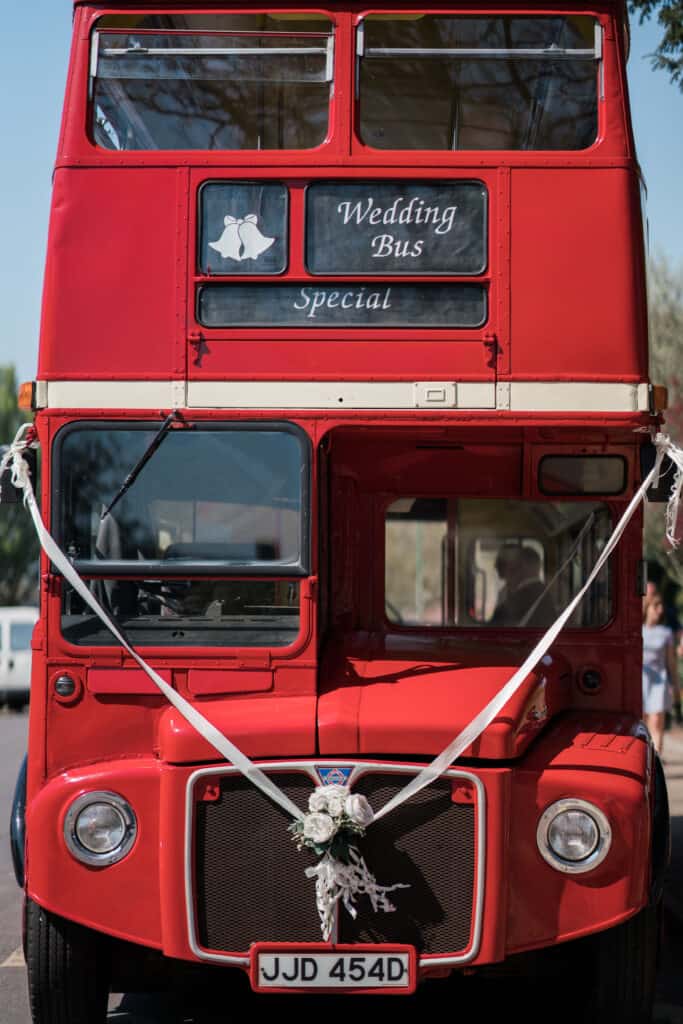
1, 2, 681, 383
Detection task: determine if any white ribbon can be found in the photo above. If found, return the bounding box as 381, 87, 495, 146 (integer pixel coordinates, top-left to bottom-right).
224, 214, 258, 227
374, 433, 679, 821
0, 425, 304, 823
4, 424, 682, 929
305, 849, 409, 941
661, 436, 683, 548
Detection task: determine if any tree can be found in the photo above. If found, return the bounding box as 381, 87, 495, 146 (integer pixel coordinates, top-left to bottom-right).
0, 366, 39, 605
643, 256, 683, 601
629, 0, 683, 90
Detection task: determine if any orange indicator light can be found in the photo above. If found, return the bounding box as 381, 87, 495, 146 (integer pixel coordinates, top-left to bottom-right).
18, 382, 34, 411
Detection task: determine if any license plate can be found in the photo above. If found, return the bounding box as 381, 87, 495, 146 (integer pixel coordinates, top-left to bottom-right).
250, 943, 416, 994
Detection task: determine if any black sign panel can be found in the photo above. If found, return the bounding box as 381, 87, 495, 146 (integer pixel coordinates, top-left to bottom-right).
306, 181, 487, 275
199, 182, 288, 275
197, 283, 486, 328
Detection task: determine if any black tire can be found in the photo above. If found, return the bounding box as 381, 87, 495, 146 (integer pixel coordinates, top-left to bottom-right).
575, 904, 659, 1024
25, 896, 110, 1024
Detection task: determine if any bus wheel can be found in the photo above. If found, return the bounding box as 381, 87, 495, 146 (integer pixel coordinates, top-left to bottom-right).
579, 904, 659, 1023
25, 897, 109, 1024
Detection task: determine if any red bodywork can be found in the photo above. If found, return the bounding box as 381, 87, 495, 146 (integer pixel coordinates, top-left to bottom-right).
24, 0, 658, 988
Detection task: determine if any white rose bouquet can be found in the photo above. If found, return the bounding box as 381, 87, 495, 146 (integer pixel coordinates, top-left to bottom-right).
289, 784, 374, 860
289, 783, 409, 939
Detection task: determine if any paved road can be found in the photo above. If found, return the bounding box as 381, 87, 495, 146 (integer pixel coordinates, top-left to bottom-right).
0, 709, 29, 1023
3, 710, 683, 1023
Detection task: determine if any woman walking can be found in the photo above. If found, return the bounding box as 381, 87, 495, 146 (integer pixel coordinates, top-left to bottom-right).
642, 591, 678, 756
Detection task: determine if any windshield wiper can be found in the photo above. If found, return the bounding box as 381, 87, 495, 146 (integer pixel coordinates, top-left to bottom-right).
100, 410, 188, 521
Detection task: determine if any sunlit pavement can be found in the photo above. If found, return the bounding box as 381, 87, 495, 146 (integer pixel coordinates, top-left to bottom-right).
651, 725, 683, 1024
661, 726, 683, 920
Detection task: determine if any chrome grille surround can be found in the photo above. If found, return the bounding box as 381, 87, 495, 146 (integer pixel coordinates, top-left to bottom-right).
184, 760, 485, 968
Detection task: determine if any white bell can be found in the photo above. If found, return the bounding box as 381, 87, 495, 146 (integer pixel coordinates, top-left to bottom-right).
238, 217, 275, 260
209, 217, 242, 261
208, 213, 275, 263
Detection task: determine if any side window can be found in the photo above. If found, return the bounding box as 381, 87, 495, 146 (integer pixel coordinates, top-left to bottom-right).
385, 500, 448, 625
385, 498, 612, 629
10, 622, 34, 651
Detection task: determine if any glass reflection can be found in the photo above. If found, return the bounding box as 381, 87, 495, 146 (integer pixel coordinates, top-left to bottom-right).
359, 15, 598, 151
92, 17, 333, 151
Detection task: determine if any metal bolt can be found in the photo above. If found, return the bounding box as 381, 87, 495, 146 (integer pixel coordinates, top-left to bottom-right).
54, 674, 76, 697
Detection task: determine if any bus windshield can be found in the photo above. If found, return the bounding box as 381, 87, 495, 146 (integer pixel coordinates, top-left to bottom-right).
55, 423, 308, 648
55, 424, 309, 574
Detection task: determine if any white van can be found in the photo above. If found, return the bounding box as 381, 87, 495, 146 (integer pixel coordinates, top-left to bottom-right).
0, 607, 38, 711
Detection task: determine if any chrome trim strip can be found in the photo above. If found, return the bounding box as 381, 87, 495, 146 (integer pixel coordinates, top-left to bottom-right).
102, 46, 331, 57
36, 379, 651, 413
364, 47, 596, 59
184, 760, 486, 969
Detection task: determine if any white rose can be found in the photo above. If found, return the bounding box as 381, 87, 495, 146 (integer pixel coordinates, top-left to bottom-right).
326, 794, 346, 817
344, 793, 374, 827
308, 788, 329, 812
303, 812, 336, 845
321, 783, 350, 801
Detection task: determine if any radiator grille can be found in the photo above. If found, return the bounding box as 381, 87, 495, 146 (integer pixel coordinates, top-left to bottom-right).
340, 776, 475, 952
193, 769, 477, 956
194, 773, 321, 950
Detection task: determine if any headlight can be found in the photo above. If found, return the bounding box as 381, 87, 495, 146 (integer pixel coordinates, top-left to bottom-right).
536, 799, 611, 874
64, 791, 137, 867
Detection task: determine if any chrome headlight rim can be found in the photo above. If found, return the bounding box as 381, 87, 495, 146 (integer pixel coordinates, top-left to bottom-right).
64, 790, 137, 867
536, 798, 611, 875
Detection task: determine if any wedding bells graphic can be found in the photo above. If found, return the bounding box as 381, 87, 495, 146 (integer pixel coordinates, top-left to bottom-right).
209, 213, 275, 263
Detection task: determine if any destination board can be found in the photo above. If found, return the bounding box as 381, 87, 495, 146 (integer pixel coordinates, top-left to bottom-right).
197, 283, 486, 328
306, 181, 487, 275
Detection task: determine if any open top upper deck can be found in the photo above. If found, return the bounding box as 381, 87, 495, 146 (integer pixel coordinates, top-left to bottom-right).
36, 1, 650, 415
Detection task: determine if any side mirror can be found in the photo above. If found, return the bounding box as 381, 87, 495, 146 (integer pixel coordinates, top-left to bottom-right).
640, 441, 677, 503
0, 446, 36, 504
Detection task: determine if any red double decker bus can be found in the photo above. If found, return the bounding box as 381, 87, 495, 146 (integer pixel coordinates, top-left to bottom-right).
10, 0, 670, 1019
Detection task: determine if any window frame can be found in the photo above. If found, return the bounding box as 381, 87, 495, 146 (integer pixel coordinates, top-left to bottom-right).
382, 493, 616, 633
197, 179, 290, 277
59, 574, 304, 649
51, 419, 311, 577
87, 13, 339, 155
303, 178, 488, 277
538, 454, 627, 496
353, 10, 603, 155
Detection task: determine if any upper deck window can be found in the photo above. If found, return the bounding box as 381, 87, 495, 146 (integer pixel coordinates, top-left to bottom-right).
90, 14, 334, 151
358, 15, 599, 151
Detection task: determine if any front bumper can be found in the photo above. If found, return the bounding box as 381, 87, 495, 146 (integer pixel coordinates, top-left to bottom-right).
25, 744, 651, 978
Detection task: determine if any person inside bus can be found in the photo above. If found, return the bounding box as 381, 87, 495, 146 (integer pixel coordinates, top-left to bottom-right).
490, 545, 556, 628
